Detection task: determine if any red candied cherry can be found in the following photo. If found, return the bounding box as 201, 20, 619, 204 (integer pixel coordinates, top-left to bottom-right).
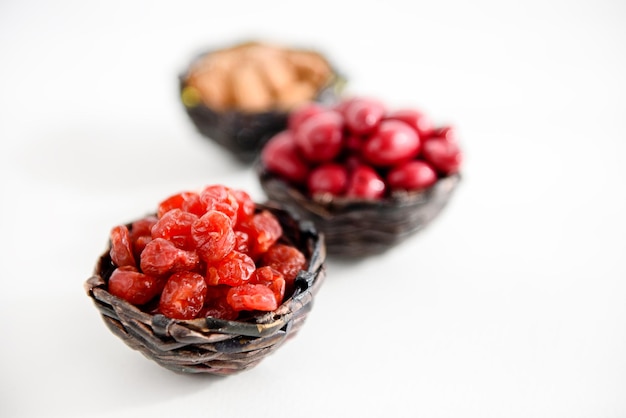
151, 209, 198, 250
362, 120, 421, 166
341, 97, 386, 135
250, 266, 286, 306
206, 250, 256, 286
227, 283, 278, 312
345, 165, 386, 199
293, 110, 344, 162
236, 210, 283, 260
108, 266, 164, 305
157, 191, 203, 218
140, 237, 199, 277
233, 230, 250, 254
261, 131, 309, 184
159, 271, 207, 320
387, 160, 438, 191
199, 184, 239, 225
261, 244, 305, 296
199, 285, 239, 320
385, 109, 435, 140
110, 225, 136, 268
307, 163, 349, 197
422, 137, 463, 175
288, 102, 325, 132
129, 216, 158, 259
191, 210, 236, 263
231, 189, 255, 225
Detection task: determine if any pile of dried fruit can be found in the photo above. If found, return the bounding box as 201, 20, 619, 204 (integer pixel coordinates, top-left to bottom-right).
182, 41, 334, 112
106, 184, 306, 320
260, 96, 463, 199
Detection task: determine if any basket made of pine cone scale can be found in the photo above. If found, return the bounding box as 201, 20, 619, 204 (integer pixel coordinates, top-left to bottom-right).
258, 165, 461, 258
84, 205, 326, 375
179, 42, 346, 163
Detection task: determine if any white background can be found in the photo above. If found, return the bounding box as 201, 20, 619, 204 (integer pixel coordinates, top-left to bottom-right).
1, 0, 625, 417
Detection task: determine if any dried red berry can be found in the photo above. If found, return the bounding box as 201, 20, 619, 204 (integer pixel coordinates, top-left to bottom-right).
110, 225, 136, 268
261, 244, 305, 296
158, 271, 207, 319
191, 210, 236, 263
151, 209, 198, 250
108, 266, 164, 305
140, 237, 199, 277
199, 184, 239, 225
250, 266, 286, 306
206, 250, 256, 286
227, 284, 278, 312
237, 210, 283, 259
232, 189, 255, 225
157, 191, 203, 218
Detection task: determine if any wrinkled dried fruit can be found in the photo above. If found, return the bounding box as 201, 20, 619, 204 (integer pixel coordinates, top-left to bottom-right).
159, 272, 207, 320
227, 283, 278, 312
108, 266, 164, 305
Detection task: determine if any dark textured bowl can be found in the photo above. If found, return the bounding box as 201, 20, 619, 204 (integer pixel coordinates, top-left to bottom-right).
179, 42, 346, 163
257, 164, 461, 258
84, 204, 326, 375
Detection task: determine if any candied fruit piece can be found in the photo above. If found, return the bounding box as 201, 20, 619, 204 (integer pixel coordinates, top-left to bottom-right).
206, 250, 256, 286
151, 209, 198, 250
233, 230, 251, 254
110, 225, 136, 268
261, 244, 305, 296
191, 210, 236, 263
158, 271, 207, 320
199, 284, 239, 320
157, 191, 203, 218
250, 266, 286, 306
199, 184, 239, 225
236, 210, 282, 259
140, 238, 199, 277
129, 216, 157, 259
232, 189, 255, 225
108, 266, 164, 305
227, 283, 278, 312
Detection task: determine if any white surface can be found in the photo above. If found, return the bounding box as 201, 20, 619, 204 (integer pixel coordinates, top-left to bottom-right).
1, 1, 625, 417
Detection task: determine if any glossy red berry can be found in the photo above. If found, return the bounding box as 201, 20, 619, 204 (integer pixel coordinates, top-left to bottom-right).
157, 191, 203, 218
362, 120, 421, 166
261, 244, 306, 296
206, 250, 256, 286
158, 271, 207, 319
140, 238, 199, 277
250, 266, 286, 306
110, 225, 136, 268
387, 160, 438, 191
108, 266, 164, 305
191, 210, 236, 263
236, 210, 283, 259
342, 97, 386, 135
150, 209, 198, 250
431, 125, 458, 143
422, 137, 463, 175
307, 163, 349, 197
199, 184, 239, 225
345, 165, 386, 199
294, 110, 344, 162
385, 109, 435, 140
261, 131, 309, 184
227, 283, 278, 312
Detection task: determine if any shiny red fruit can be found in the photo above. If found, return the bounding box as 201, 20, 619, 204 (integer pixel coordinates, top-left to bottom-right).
108, 266, 164, 305
294, 110, 344, 162
227, 283, 278, 312
345, 165, 386, 199
387, 160, 438, 191
150, 209, 198, 250
385, 109, 435, 140
250, 266, 286, 306
422, 138, 463, 175
307, 163, 349, 197
362, 120, 421, 166
342, 97, 386, 135
261, 131, 309, 184
110, 225, 136, 268
431, 125, 458, 143
191, 210, 236, 263
206, 250, 256, 286
158, 271, 207, 320
140, 238, 199, 277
